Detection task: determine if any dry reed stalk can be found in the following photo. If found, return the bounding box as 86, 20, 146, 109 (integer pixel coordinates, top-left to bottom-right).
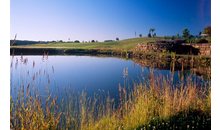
23, 58, 28, 65
52, 66, 54, 73
12, 49, 15, 58
20, 53, 23, 63
46, 52, 49, 60
11, 33, 17, 46
10, 59, 210, 130
33, 61, 35, 68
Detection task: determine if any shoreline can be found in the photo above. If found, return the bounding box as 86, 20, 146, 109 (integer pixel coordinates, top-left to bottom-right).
10, 47, 211, 63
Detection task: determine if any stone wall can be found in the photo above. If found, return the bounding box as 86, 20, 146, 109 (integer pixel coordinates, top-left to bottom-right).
181, 43, 211, 56
132, 43, 173, 52
133, 43, 211, 56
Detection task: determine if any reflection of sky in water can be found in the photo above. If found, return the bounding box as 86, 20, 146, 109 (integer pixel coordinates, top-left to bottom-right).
10, 55, 210, 105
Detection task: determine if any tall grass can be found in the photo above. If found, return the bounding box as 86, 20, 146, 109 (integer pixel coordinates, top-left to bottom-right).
10, 55, 211, 130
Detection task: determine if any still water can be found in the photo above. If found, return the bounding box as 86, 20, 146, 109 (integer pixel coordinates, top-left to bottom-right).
10, 55, 210, 105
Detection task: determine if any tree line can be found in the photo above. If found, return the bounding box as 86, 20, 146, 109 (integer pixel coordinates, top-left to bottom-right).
11, 26, 211, 46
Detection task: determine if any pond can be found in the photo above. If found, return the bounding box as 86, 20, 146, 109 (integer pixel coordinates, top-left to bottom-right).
10, 54, 210, 106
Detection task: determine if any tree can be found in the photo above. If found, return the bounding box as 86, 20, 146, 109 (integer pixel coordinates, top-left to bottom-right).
187, 34, 194, 39
91, 40, 95, 42
135, 31, 136, 37
116, 37, 119, 41
148, 33, 151, 37
139, 34, 142, 37
150, 28, 155, 41
59, 40, 63, 42
203, 26, 211, 43
153, 33, 156, 37
199, 31, 202, 35
182, 28, 190, 38
95, 40, 98, 42
203, 26, 211, 35
176, 33, 179, 39
74, 40, 80, 43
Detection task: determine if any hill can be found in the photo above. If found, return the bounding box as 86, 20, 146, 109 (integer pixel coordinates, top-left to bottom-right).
10, 37, 165, 50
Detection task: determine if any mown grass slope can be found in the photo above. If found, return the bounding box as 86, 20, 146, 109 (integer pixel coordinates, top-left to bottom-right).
11, 37, 165, 51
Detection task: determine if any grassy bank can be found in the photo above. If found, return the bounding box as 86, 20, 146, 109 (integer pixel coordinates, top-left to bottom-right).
10, 36, 211, 64
10, 66, 211, 129
10, 37, 164, 50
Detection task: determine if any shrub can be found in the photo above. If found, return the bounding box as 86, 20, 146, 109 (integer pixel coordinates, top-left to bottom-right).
185, 38, 208, 43
104, 40, 114, 42
74, 40, 80, 43
155, 40, 167, 43
206, 36, 211, 43
147, 42, 155, 44
198, 38, 208, 43
173, 39, 185, 44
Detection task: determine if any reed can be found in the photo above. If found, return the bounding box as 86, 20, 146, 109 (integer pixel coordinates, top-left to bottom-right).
10, 55, 211, 130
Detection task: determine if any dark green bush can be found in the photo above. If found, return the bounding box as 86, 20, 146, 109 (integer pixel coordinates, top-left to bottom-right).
104, 40, 114, 42
185, 38, 208, 43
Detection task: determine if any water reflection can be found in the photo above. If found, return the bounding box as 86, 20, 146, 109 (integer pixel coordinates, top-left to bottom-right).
10, 54, 210, 106
131, 58, 211, 79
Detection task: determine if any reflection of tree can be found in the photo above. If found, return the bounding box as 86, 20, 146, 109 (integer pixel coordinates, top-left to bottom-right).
178, 71, 188, 81
130, 57, 210, 79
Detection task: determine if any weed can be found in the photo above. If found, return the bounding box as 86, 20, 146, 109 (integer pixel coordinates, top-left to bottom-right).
10, 55, 211, 130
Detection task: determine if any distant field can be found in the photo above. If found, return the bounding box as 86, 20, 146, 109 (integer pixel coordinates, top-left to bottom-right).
11, 37, 165, 51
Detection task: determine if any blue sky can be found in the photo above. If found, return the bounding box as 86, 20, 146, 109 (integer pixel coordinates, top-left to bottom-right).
10, 0, 211, 42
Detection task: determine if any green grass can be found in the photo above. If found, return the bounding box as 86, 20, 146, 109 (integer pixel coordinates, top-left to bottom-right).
10, 57, 211, 129
10, 37, 165, 51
